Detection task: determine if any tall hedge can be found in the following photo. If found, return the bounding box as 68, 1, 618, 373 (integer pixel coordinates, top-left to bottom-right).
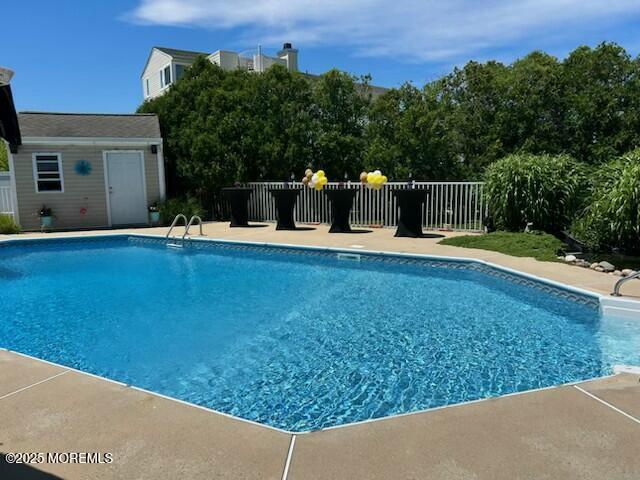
484, 154, 586, 232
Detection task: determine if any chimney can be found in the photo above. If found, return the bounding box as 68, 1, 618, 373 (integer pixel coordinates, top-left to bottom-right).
277, 43, 298, 72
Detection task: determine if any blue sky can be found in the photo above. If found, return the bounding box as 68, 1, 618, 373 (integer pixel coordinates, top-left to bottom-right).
3, 0, 640, 113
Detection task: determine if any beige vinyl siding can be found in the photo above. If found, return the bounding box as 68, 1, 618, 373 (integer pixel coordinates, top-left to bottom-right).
14, 144, 162, 231
142, 49, 172, 99
143, 150, 160, 204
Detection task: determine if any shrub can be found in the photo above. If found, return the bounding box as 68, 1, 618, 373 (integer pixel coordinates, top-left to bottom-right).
0, 214, 20, 234
0, 144, 8, 171
572, 150, 640, 252
158, 197, 205, 226
484, 153, 586, 232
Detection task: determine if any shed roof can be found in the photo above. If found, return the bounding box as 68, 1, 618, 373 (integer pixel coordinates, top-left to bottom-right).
18, 112, 161, 139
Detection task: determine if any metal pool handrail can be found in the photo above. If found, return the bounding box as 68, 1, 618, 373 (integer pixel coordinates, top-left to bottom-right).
612, 271, 640, 296
166, 214, 188, 239
182, 215, 204, 240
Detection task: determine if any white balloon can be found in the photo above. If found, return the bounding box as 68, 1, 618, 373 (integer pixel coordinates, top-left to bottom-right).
374, 170, 381, 176
311, 173, 319, 184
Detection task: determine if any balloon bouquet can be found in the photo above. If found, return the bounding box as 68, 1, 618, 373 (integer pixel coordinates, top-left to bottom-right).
301, 169, 329, 191
359, 170, 388, 190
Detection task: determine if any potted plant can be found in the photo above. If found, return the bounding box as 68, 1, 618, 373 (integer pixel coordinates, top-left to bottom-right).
148, 203, 161, 224
39, 205, 53, 228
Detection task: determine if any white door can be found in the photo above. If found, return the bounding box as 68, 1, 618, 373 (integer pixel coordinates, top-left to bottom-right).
105, 152, 148, 225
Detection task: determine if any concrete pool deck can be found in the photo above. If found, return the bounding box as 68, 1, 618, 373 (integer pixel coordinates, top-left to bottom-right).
1, 222, 640, 479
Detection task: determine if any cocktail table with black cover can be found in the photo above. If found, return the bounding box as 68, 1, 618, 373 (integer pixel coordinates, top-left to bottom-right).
392, 188, 428, 237
222, 187, 253, 227
324, 188, 357, 233
269, 188, 301, 230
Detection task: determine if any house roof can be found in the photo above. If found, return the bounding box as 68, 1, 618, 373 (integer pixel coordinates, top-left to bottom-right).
18, 112, 161, 139
141, 47, 208, 77
155, 46, 208, 60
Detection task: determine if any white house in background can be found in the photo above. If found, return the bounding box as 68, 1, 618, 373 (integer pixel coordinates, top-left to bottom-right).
141, 43, 299, 100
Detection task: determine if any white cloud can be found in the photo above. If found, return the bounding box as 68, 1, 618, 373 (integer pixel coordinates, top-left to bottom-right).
128, 0, 640, 62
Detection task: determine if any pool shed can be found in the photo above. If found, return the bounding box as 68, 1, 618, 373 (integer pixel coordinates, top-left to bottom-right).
6, 112, 165, 231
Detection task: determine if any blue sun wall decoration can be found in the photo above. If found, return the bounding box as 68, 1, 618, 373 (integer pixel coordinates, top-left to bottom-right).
75, 160, 92, 176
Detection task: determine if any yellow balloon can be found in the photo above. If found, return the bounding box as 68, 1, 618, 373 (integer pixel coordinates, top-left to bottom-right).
317, 170, 325, 177
320, 177, 328, 185
314, 183, 324, 191
367, 172, 375, 183
381, 175, 388, 183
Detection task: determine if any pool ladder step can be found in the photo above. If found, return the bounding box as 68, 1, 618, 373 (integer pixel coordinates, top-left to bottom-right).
600, 296, 640, 320
166, 214, 204, 247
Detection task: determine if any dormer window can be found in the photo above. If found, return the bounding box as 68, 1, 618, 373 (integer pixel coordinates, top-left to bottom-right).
160, 65, 172, 88
175, 64, 185, 81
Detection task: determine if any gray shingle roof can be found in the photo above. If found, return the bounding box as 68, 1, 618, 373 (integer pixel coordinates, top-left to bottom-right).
18, 112, 161, 139
155, 46, 208, 63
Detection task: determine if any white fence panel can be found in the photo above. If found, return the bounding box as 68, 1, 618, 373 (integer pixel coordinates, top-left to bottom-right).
0, 173, 15, 217
245, 181, 486, 232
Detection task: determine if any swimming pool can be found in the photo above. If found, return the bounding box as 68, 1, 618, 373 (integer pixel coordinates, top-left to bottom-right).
1, 235, 639, 432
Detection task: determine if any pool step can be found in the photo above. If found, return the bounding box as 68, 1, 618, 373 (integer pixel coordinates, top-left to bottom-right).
613, 365, 640, 374
601, 297, 640, 320
166, 243, 184, 249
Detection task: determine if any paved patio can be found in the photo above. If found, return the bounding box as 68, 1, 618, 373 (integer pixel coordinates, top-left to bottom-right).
1, 222, 640, 479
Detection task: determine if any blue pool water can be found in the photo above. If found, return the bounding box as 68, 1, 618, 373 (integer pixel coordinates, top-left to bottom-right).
1, 236, 639, 432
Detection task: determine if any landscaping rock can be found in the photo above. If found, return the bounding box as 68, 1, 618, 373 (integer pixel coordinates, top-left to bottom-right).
590, 262, 599, 270
595, 266, 605, 272
575, 259, 591, 268
564, 254, 577, 262
621, 268, 635, 277
598, 261, 615, 272
613, 270, 622, 276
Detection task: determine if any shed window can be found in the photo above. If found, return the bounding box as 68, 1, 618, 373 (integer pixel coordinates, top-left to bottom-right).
33, 153, 64, 192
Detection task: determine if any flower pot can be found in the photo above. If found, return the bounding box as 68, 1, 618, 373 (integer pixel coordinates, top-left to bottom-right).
150, 211, 160, 224
40, 216, 53, 228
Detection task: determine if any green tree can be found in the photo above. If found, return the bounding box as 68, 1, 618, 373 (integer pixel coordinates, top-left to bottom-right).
0, 143, 8, 171
562, 43, 637, 164
436, 60, 510, 175
501, 51, 566, 154
139, 59, 317, 203
310, 69, 370, 178
365, 83, 459, 180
